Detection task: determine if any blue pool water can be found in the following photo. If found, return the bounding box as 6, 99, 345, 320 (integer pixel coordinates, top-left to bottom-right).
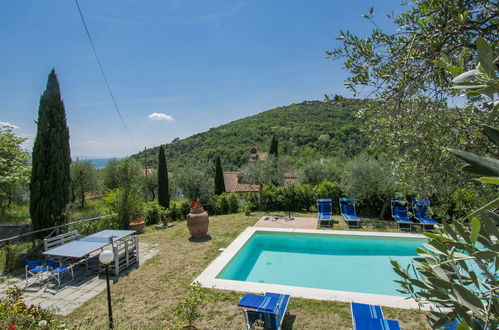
217, 232, 425, 297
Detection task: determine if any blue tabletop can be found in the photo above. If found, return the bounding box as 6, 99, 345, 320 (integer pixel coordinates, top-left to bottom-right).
42, 230, 135, 259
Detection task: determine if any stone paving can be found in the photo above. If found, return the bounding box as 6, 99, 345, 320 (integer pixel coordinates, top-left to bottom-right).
254, 215, 318, 229
0, 241, 159, 316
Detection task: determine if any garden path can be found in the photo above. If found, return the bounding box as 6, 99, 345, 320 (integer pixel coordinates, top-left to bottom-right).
0, 241, 159, 315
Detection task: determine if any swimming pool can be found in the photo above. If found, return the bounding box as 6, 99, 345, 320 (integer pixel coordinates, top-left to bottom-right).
195, 227, 427, 308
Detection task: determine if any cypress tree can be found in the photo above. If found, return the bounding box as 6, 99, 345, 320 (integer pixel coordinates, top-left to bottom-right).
30, 69, 71, 231
157, 146, 170, 208
214, 156, 226, 195
269, 135, 278, 158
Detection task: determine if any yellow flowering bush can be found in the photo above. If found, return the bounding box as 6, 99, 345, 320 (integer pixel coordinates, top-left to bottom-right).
0, 286, 66, 329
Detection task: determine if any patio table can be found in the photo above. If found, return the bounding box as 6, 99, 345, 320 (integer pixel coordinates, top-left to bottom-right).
42, 230, 136, 269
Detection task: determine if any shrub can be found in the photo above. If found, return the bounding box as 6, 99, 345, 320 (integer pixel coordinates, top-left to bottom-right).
1, 242, 27, 274
68, 214, 119, 236
227, 193, 240, 214
243, 193, 258, 211
103, 188, 143, 229
174, 283, 206, 328
341, 154, 394, 217
214, 193, 229, 215
0, 286, 65, 329
167, 199, 191, 221
144, 200, 166, 225
167, 201, 182, 221
260, 184, 279, 211
315, 180, 343, 213
449, 187, 485, 219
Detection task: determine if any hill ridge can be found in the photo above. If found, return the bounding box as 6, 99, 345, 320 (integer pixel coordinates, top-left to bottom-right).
132, 99, 367, 170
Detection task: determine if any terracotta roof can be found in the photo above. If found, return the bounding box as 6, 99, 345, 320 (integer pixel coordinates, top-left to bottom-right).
223, 172, 260, 193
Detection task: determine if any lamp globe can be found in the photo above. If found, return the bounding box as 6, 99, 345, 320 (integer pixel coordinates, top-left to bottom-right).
99, 250, 114, 265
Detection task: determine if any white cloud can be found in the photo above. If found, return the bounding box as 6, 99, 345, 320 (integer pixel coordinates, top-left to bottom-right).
148, 113, 174, 121
0, 121, 19, 129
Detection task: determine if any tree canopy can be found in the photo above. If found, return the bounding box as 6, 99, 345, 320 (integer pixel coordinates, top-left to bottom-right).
70, 160, 98, 208
157, 146, 170, 209
0, 126, 30, 208
132, 100, 368, 170
330, 0, 498, 203
30, 69, 71, 231
214, 156, 226, 195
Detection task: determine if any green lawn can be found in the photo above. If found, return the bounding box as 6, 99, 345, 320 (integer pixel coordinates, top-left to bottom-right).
67, 212, 430, 329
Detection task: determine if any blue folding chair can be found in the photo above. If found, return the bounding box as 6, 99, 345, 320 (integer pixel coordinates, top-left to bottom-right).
24, 259, 48, 287
237, 292, 290, 330
412, 198, 438, 231
317, 198, 333, 227
391, 200, 413, 230
339, 197, 361, 228
351, 302, 400, 330
46, 259, 74, 288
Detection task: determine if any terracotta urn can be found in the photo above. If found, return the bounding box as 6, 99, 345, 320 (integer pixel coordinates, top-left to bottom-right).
186, 206, 209, 238
129, 222, 145, 234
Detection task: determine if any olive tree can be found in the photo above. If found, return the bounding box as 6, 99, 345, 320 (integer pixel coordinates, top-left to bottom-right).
392, 38, 498, 329
70, 160, 98, 208
0, 126, 29, 208
330, 0, 498, 203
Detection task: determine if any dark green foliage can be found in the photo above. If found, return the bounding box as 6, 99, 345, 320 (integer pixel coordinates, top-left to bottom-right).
102, 158, 143, 229
165, 199, 190, 221
30, 69, 71, 231
214, 157, 226, 195
211, 193, 239, 215
172, 165, 213, 202
268, 135, 278, 158
157, 146, 170, 209
298, 159, 343, 185
342, 154, 395, 218
132, 101, 367, 169
260, 180, 340, 213
144, 200, 166, 225
243, 193, 258, 211
315, 180, 343, 214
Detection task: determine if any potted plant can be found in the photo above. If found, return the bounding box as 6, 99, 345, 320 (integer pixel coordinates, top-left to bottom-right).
186, 201, 209, 238
129, 219, 145, 234
243, 199, 255, 216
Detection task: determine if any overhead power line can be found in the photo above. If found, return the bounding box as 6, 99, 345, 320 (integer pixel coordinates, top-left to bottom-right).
74, 0, 137, 152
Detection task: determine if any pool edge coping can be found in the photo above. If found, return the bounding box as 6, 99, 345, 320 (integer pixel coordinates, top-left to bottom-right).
194, 227, 430, 310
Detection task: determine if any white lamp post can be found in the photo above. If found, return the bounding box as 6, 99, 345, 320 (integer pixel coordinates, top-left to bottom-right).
99, 250, 114, 329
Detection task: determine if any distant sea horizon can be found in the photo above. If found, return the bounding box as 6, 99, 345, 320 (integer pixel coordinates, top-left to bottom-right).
74, 157, 123, 169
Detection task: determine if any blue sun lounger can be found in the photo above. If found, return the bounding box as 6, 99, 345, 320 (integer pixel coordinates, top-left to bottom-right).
391, 200, 413, 230
237, 292, 290, 330
412, 198, 438, 231
339, 197, 360, 228
351, 302, 401, 330
317, 198, 333, 227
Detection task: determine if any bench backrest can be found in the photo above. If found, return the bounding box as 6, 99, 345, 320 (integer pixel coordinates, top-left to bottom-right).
43, 230, 79, 251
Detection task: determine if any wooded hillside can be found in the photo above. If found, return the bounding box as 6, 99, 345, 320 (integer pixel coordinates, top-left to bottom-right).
132, 100, 368, 169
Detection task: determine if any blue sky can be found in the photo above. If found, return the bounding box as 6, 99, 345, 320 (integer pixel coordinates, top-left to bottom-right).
0, 0, 404, 158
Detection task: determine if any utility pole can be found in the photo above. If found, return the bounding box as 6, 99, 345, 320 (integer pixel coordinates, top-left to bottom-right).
144, 147, 148, 203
